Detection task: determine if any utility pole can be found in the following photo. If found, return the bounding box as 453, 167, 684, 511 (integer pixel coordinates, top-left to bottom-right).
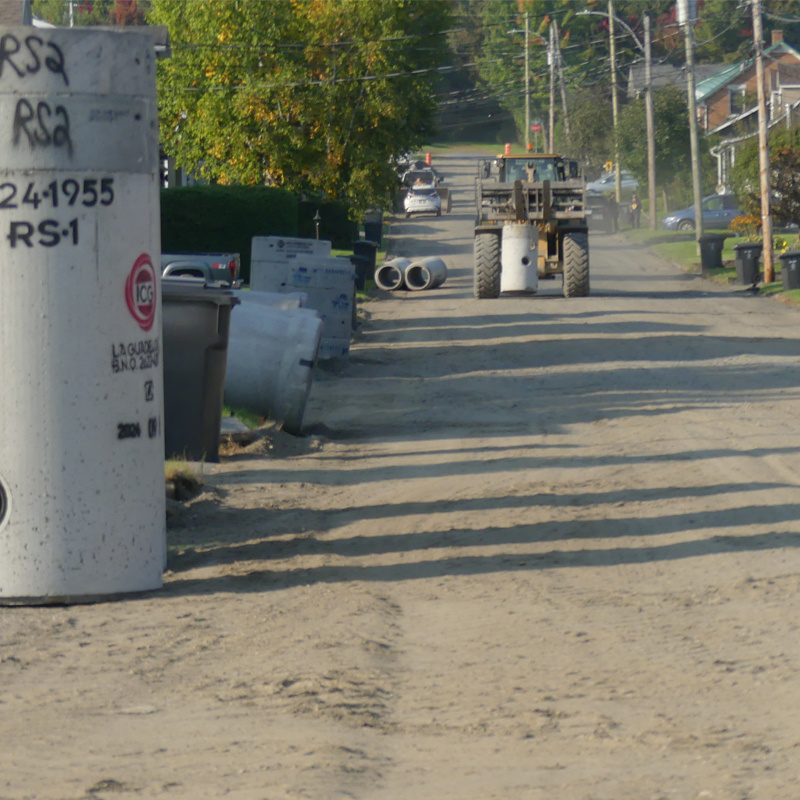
524, 10, 531, 150
555, 19, 571, 146
549, 23, 556, 153
753, 0, 774, 282
609, 0, 621, 202
681, 1, 704, 248
645, 14, 657, 230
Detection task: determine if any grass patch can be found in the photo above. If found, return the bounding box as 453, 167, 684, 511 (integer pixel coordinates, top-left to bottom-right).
223, 405, 263, 429
760, 279, 787, 296
164, 459, 202, 501
649, 239, 702, 269
776, 286, 800, 302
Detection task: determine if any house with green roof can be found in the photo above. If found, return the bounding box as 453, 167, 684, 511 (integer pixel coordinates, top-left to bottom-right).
696, 31, 800, 188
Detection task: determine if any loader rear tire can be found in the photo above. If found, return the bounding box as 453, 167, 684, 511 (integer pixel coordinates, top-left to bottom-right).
563, 231, 590, 297
474, 232, 501, 299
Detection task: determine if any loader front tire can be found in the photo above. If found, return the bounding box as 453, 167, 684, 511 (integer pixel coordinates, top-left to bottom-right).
474, 232, 501, 299
563, 231, 590, 297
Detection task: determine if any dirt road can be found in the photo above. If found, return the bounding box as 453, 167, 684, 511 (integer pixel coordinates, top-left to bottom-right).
3, 153, 800, 800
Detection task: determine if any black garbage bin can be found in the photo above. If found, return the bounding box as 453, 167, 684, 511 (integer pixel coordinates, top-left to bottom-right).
162, 277, 239, 462
363, 210, 383, 246
352, 239, 378, 280
733, 241, 762, 285
698, 233, 728, 273
780, 249, 800, 291
349, 254, 371, 291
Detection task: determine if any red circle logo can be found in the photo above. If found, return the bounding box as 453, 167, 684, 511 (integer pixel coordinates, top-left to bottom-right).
125, 254, 157, 332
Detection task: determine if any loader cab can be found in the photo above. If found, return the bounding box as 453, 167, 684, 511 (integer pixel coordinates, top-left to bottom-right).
495, 155, 569, 183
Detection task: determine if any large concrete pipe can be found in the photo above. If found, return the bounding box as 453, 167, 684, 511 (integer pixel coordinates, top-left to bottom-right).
375, 258, 411, 291
404, 257, 448, 291
233, 289, 308, 310
500, 222, 537, 294
0, 28, 164, 603
225, 301, 323, 435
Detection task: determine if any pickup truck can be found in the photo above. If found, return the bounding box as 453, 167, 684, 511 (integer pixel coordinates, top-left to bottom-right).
161, 252, 241, 285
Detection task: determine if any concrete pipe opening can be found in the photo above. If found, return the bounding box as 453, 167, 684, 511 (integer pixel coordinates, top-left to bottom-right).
0, 476, 7, 529
375, 258, 410, 291
404, 257, 448, 291
405, 265, 430, 290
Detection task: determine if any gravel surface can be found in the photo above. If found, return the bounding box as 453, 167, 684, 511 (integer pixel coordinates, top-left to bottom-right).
2, 152, 800, 800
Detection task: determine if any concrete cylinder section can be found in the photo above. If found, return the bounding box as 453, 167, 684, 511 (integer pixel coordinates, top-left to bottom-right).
404, 257, 448, 291
225, 299, 323, 435
375, 258, 410, 291
500, 222, 537, 294
0, 28, 164, 603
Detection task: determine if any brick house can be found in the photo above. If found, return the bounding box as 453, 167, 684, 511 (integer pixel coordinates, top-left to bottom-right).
696, 31, 800, 188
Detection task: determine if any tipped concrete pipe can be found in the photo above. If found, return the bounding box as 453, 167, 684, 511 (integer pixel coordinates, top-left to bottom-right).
404, 257, 448, 291
225, 301, 323, 434
375, 258, 411, 291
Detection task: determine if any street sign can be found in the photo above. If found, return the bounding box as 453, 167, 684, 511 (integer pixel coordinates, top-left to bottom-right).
531, 121, 542, 133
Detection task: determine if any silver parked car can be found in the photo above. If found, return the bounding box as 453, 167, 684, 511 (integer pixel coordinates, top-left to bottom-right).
586, 170, 639, 194
404, 185, 442, 218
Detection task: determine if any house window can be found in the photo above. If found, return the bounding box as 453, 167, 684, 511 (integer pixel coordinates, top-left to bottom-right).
729, 84, 746, 116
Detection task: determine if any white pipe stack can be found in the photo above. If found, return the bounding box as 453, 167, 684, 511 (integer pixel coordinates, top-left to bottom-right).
500, 222, 537, 293
404, 257, 448, 291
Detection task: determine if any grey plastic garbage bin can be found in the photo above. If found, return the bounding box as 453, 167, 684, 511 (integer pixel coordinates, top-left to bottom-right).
780, 250, 800, 291
162, 277, 239, 462
733, 241, 762, 285
698, 233, 727, 273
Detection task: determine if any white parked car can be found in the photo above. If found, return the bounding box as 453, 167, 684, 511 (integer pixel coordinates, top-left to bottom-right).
404, 185, 442, 218
586, 170, 639, 194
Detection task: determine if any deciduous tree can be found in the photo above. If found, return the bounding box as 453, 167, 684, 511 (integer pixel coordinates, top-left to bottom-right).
731, 126, 800, 225
149, 0, 450, 210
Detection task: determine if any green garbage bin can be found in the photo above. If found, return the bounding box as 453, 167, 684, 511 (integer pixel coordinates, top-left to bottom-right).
779, 250, 800, 291
698, 233, 727, 273
162, 277, 239, 462
733, 241, 762, 285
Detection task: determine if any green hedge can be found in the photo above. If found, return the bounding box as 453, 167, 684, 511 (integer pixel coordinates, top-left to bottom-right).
297, 199, 358, 248
160, 185, 298, 283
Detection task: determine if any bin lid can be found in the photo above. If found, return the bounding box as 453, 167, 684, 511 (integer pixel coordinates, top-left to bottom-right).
162, 276, 240, 306
779, 249, 800, 260
348, 254, 371, 265
699, 233, 728, 242
733, 240, 763, 251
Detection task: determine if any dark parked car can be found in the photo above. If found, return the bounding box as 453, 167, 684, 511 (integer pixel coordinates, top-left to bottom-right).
661, 194, 740, 231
